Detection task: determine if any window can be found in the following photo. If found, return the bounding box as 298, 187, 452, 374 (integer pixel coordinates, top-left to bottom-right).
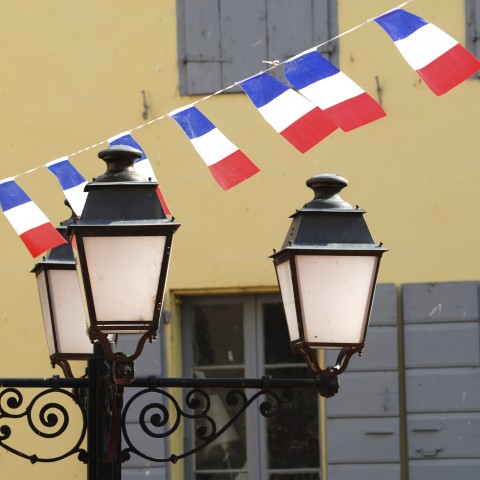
466, 0, 480, 77
177, 0, 338, 95
181, 294, 321, 479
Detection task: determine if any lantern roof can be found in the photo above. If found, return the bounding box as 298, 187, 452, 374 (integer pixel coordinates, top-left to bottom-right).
278, 174, 384, 251
69, 145, 176, 228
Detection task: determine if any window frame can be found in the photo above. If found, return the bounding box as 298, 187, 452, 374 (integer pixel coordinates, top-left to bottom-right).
180, 292, 322, 479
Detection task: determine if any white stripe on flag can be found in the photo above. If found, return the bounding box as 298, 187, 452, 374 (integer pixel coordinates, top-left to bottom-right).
258, 90, 313, 132
190, 129, 238, 166
134, 159, 157, 181
395, 23, 457, 70
3, 202, 49, 235
65, 183, 88, 216
301, 72, 364, 109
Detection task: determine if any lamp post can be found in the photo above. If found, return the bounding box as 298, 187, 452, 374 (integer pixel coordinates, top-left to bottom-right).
0, 149, 386, 478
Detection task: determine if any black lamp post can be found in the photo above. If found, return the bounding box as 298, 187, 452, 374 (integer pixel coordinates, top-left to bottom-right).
272, 174, 387, 375
0, 153, 386, 478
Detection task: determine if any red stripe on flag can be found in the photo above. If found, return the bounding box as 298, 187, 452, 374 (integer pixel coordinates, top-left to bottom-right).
19, 222, 67, 257
417, 43, 480, 96
280, 107, 338, 153
208, 150, 260, 190
155, 186, 171, 216
325, 92, 386, 132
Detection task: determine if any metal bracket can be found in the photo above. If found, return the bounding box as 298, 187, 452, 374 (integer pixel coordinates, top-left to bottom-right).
0, 374, 334, 466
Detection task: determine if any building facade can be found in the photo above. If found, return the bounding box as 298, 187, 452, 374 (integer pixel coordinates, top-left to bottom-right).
0, 1, 479, 479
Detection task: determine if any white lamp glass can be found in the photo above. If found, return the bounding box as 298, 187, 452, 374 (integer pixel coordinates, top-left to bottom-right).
275, 260, 300, 342
36, 270, 56, 357
80, 235, 167, 329
295, 254, 379, 346
47, 269, 92, 354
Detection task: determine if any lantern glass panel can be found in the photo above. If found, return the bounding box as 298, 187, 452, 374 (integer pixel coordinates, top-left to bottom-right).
82, 235, 166, 323
48, 269, 92, 354
295, 254, 378, 346
36, 270, 56, 357
275, 260, 300, 342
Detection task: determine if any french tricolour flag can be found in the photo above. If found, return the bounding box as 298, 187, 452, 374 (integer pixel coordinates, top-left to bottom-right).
375, 9, 480, 96
169, 105, 259, 190
108, 132, 171, 215
0, 178, 66, 257
284, 50, 386, 132
239, 72, 337, 153
46, 157, 88, 216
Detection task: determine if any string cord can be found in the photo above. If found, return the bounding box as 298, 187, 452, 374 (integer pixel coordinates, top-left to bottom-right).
8, 0, 415, 180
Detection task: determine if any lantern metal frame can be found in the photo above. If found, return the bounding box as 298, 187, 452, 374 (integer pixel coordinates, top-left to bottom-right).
32, 214, 92, 378
272, 174, 387, 377
71, 223, 176, 362
67, 145, 180, 364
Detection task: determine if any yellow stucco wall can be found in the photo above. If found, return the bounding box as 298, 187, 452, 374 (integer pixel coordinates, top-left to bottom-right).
0, 0, 478, 477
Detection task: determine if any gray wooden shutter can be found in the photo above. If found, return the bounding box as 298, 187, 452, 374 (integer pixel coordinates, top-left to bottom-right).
402, 282, 480, 480
466, 0, 480, 77
266, 0, 338, 84
266, 0, 337, 61
177, 0, 223, 95
178, 0, 266, 95
177, 0, 338, 95
313, 0, 338, 59
220, 0, 267, 89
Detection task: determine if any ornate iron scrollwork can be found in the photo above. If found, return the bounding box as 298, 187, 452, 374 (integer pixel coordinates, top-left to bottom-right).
0, 386, 87, 463
0, 374, 331, 466
121, 385, 281, 464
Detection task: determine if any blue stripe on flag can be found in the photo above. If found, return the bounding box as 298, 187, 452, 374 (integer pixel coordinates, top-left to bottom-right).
0, 180, 31, 211
47, 160, 86, 190
375, 9, 428, 41
170, 107, 215, 139
284, 51, 339, 89
109, 134, 147, 162
240, 73, 289, 108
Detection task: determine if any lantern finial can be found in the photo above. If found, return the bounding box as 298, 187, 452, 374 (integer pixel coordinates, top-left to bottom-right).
95, 144, 146, 183
304, 174, 352, 209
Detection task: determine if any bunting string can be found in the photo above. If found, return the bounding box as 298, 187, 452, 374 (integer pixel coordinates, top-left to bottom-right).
2, 0, 480, 257
4, 0, 417, 183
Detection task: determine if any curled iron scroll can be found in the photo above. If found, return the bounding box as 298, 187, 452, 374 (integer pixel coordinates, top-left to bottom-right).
120, 386, 282, 463
0, 387, 87, 463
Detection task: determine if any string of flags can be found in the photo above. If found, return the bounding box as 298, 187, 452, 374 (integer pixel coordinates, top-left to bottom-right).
0, 3, 479, 258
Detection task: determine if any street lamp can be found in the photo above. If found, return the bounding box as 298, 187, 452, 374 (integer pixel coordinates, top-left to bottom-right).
32, 206, 119, 378
32, 213, 94, 377
0, 157, 387, 475
67, 145, 180, 370
272, 174, 387, 376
